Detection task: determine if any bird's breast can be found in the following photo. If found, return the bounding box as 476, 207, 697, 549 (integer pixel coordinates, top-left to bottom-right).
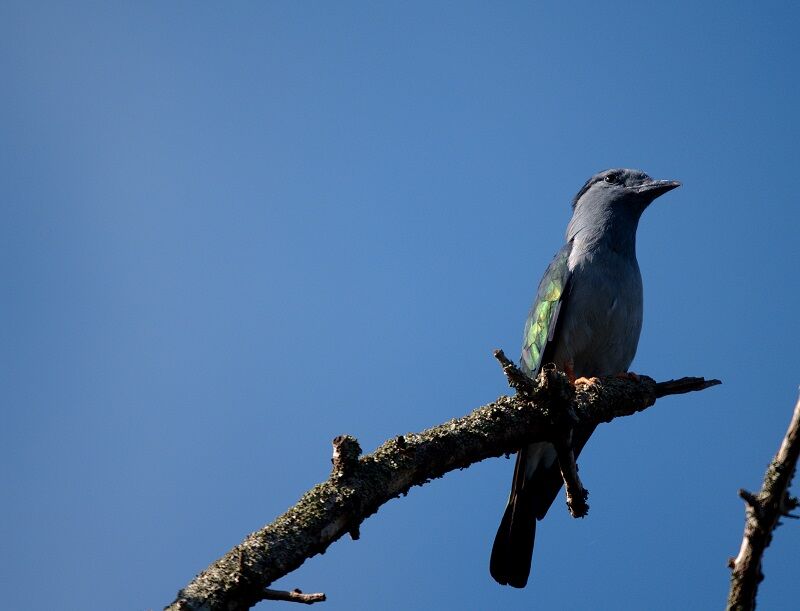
555, 250, 643, 377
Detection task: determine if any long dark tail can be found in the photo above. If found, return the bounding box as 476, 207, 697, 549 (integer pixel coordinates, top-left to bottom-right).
490, 445, 545, 588
490, 428, 595, 587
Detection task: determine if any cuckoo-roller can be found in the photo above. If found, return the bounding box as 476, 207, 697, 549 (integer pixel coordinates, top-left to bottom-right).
489, 168, 680, 588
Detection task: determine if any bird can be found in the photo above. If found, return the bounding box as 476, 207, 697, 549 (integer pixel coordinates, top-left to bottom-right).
489, 168, 680, 588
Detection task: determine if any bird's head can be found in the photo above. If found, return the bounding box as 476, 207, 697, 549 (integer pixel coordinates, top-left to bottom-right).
572, 168, 680, 216
567, 168, 680, 246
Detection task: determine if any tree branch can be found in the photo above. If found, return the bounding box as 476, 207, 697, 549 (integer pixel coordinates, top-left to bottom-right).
726, 394, 800, 611
493, 352, 591, 517
262, 589, 326, 605
165, 357, 720, 611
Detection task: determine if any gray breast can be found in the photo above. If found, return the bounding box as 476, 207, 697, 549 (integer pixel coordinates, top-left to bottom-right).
553, 247, 643, 377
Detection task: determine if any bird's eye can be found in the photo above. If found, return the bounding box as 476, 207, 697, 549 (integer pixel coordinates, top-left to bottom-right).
604, 174, 619, 184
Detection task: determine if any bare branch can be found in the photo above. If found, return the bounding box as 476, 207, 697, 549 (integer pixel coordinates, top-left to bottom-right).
262, 589, 326, 605
165, 359, 719, 611
727, 394, 800, 611
493, 349, 538, 398
554, 432, 589, 518
655, 377, 721, 397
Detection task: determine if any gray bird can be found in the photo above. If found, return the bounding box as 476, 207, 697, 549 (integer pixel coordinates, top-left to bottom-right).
490, 168, 680, 588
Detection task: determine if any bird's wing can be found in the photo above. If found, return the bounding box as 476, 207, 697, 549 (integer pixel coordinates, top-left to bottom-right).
520, 241, 573, 376
491, 242, 575, 587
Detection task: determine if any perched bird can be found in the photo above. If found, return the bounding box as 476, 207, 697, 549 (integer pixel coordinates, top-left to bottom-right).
489, 168, 680, 588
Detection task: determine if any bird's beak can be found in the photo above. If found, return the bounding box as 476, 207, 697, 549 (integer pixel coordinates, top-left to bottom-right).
636, 179, 681, 198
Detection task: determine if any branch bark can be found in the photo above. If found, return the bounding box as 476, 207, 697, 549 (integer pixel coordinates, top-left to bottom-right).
262, 589, 326, 605
165, 360, 719, 611
727, 394, 800, 611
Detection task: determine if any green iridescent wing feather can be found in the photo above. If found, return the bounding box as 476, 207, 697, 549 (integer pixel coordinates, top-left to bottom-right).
520, 242, 573, 376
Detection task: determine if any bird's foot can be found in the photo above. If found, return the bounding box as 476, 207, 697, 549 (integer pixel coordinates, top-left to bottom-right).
566, 363, 600, 386
615, 371, 640, 381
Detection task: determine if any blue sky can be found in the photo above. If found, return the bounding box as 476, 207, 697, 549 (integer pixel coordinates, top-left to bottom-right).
2, 2, 799, 610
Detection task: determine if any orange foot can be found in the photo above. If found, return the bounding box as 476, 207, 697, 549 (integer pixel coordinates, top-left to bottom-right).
565, 363, 600, 386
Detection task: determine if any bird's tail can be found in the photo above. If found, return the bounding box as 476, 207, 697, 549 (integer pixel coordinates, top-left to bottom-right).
490, 429, 595, 587
490, 441, 566, 588
490, 446, 539, 588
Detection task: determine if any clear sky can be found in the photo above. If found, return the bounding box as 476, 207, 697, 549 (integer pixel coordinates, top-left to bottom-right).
3, 2, 799, 610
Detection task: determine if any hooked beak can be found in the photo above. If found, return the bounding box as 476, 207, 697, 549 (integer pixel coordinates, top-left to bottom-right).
636, 179, 681, 199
